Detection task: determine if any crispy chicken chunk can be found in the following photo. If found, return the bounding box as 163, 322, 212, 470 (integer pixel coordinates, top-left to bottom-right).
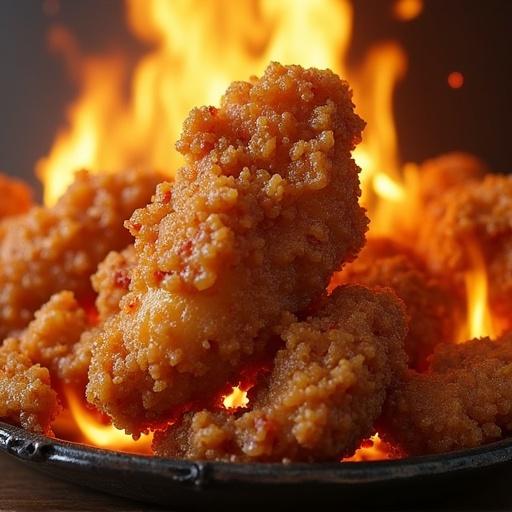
0, 339, 59, 435
0, 169, 162, 338
153, 286, 407, 462
332, 238, 460, 369
419, 174, 512, 330
381, 333, 512, 455
87, 62, 368, 435
0, 172, 32, 219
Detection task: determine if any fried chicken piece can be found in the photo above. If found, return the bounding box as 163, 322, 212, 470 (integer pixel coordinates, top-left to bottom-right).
419, 174, 512, 329
0, 169, 162, 339
153, 286, 407, 462
87, 62, 367, 435
0, 172, 32, 219
331, 238, 460, 369
0, 339, 59, 434
417, 152, 487, 206
380, 333, 512, 455
91, 246, 136, 321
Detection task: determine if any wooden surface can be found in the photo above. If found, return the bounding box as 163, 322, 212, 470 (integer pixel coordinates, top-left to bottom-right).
3, 450, 512, 511
0, 453, 164, 511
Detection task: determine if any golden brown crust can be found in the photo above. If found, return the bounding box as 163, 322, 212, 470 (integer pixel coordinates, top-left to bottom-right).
153, 285, 407, 462
0, 339, 59, 434
419, 174, 512, 328
0, 173, 32, 219
0, 169, 162, 338
87, 63, 368, 435
380, 333, 512, 455
332, 238, 461, 369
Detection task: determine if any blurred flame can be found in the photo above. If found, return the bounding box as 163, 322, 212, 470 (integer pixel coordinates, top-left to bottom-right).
464, 242, 495, 339
222, 386, 249, 410
393, 0, 423, 21
64, 388, 153, 454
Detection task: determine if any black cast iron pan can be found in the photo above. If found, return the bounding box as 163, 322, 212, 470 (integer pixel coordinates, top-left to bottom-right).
2, 421, 512, 510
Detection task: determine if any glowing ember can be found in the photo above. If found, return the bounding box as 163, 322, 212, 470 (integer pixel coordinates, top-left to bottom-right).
393, 0, 423, 21
448, 71, 465, 89
343, 433, 399, 462
223, 386, 249, 410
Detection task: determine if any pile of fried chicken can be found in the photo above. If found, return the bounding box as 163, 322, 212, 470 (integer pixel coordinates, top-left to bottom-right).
2, 62, 512, 463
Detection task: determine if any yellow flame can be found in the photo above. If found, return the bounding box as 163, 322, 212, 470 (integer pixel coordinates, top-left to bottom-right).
464, 242, 495, 339
64, 388, 153, 454
222, 386, 249, 410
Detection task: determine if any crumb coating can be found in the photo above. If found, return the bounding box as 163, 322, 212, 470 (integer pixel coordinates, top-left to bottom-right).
87, 62, 367, 435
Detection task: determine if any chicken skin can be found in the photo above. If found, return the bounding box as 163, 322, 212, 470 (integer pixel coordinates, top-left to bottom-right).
87, 62, 368, 435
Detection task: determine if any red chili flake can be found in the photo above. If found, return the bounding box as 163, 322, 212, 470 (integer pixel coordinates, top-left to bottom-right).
161, 189, 172, 204
154, 270, 166, 283
208, 106, 218, 116
129, 222, 142, 233
127, 298, 139, 311
179, 239, 193, 257
114, 270, 131, 289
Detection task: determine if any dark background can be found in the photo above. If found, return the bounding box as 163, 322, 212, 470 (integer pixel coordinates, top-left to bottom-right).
1, 0, 511, 199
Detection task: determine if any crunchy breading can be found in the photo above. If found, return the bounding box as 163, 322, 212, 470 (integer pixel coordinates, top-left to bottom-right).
87, 62, 368, 435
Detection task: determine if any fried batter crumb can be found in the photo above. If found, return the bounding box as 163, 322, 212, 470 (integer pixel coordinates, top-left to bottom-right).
153, 285, 407, 462
87, 63, 368, 435
0, 339, 59, 434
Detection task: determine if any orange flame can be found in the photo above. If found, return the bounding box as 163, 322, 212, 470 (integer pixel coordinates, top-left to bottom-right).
64, 388, 153, 454
463, 242, 496, 340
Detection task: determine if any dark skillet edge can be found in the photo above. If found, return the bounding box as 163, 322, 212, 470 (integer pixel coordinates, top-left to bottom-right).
2, 419, 512, 486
